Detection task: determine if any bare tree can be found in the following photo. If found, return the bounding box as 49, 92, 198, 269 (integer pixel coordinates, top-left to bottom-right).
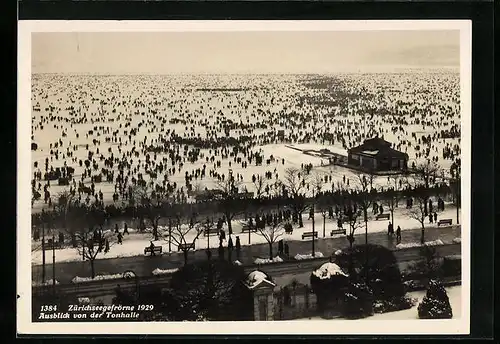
282, 167, 309, 228
255, 213, 285, 260
252, 174, 268, 200
406, 187, 429, 244
66, 202, 116, 279
355, 173, 376, 247
383, 174, 406, 229
343, 196, 364, 275
132, 183, 172, 241
169, 213, 204, 265
413, 160, 441, 216
214, 172, 243, 235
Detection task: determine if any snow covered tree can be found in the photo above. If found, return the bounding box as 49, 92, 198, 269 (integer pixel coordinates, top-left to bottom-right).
255, 212, 285, 260
383, 174, 406, 229
166, 259, 253, 321
282, 167, 309, 228
412, 160, 441, 215
341, 281, 374, 319
406, 186, 430, 244
417, 279, 453, 319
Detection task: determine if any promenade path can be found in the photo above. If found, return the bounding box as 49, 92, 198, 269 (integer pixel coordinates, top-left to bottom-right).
32, 224, 461, 284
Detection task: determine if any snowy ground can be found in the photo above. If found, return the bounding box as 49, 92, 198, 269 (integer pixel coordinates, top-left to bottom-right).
31, 73, 460, 212
295, 285, 462, 321
31, 204, 460, 265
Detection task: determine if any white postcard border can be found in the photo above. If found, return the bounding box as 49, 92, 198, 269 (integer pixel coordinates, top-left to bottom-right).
18, 20, 472, 335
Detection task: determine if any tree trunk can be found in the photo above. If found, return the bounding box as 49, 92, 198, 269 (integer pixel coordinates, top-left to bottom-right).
269, 242, 273, 260
90, 258, 95, 279
312, 214, 315, 257
153, 221, 159, 241
323, 215, 326, 238
298, 213, 303, 228
183, 250, 188, 265
225, 212, 233, 235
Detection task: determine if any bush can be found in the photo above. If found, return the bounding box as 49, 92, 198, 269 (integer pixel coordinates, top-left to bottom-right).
373, 295, 417, 313
417, 279, 453, 319
341, 281, 374, 319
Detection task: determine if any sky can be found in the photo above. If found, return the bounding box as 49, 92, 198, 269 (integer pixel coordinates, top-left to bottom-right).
32, 31, 460, 74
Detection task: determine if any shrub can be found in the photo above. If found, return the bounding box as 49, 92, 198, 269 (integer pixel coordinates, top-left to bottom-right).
417, 279, 453, 319
341, 281, 374, 319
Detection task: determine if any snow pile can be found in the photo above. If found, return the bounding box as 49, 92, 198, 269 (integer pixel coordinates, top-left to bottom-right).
334, 249, 343, 256
233, 260, 242, 266
78, 297, 90, 304
71, 273, 123, 284
254, 256, 283, 264
294, 252, 324, 260
452, 237, 461, 244
32, 279, 59, 287
312, 262, 348, 279
245, 270, 276, 289
395, 239, 444, 250
152, 268, 179, 276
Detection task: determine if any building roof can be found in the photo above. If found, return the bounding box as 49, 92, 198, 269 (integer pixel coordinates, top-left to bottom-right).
348, 138, 408, 159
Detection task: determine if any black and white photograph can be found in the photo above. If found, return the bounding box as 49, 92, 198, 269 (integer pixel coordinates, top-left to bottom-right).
17, 20, 471, 335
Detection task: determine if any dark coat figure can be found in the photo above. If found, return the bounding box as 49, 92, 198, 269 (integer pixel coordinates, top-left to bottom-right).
278, 239, 284, 255
429, 214, 434, 224
284, 243, 290, 257
114, 224, 119, 234
123, 223, 129, 235
227, 237, 234, 261
434, 212, 438, 222
388, 222, 394, 236
396, 226, 402, 243
328, 207, 334, 219
104, 239, 110, 253
58, 232, 64, 245
218, 243, 225, 260
117, 232, 123, 245
149, 241, 156, 256
220, 229, 226, 242
379, 204, 384, 214
235, 236, 241, 260
335, 206, 340, 217
337, 218, 342, 229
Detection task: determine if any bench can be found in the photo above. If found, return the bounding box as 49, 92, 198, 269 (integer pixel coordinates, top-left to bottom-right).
438, 219, 453, 227
178, 243, 195, 251
44, 240, 62, 250
376, 213, 390, 220
330, 228, 346, 236
204, 229, 219, 236
302, 231, 318, 240
144, 246, 162, 256
241, 226, 257, 233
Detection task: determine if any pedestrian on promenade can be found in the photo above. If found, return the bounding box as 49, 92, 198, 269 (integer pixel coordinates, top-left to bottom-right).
228, 236, 234, 261
235, 236, 241, 260
278, 239, 284, 255
218, 243, 224, 261
434, 212, 438, 223
149, 241, 156, 256
396, 226, 401, 243
114, 223, 119, 234
117, 232, 123, 245
337, 218, 342, 229
123, 223, 129, 235
429, 213, 434, 224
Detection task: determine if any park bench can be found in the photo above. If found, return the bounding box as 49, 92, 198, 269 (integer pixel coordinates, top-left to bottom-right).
330, 228, 346, 236
144, 245, 162, 256
241, 225, 257, 233
178, 243, 195, 251
375, 213, 390, 220
204, 228, 219, 236
437, 219, 453, 227
44, 240, 62, 250
302, 231, 318, 240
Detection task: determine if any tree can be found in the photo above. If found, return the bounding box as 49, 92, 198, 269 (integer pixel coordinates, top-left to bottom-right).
252, 174, 268, 200
169, 213, 204, 265
282, 167, 309, 228
355, 173, 377, 247
417, 279, 453, 319
166, 260, 253, 321
66, 202, 116, 279
384, 174, 405, 229
255, 211, 285, 260
406, 186, 430, 244
412, 160, 440, 216
450, 159, 461, 225
132, 183, 172, 241
342, 194, 364, 275
214, 172, 243, 235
